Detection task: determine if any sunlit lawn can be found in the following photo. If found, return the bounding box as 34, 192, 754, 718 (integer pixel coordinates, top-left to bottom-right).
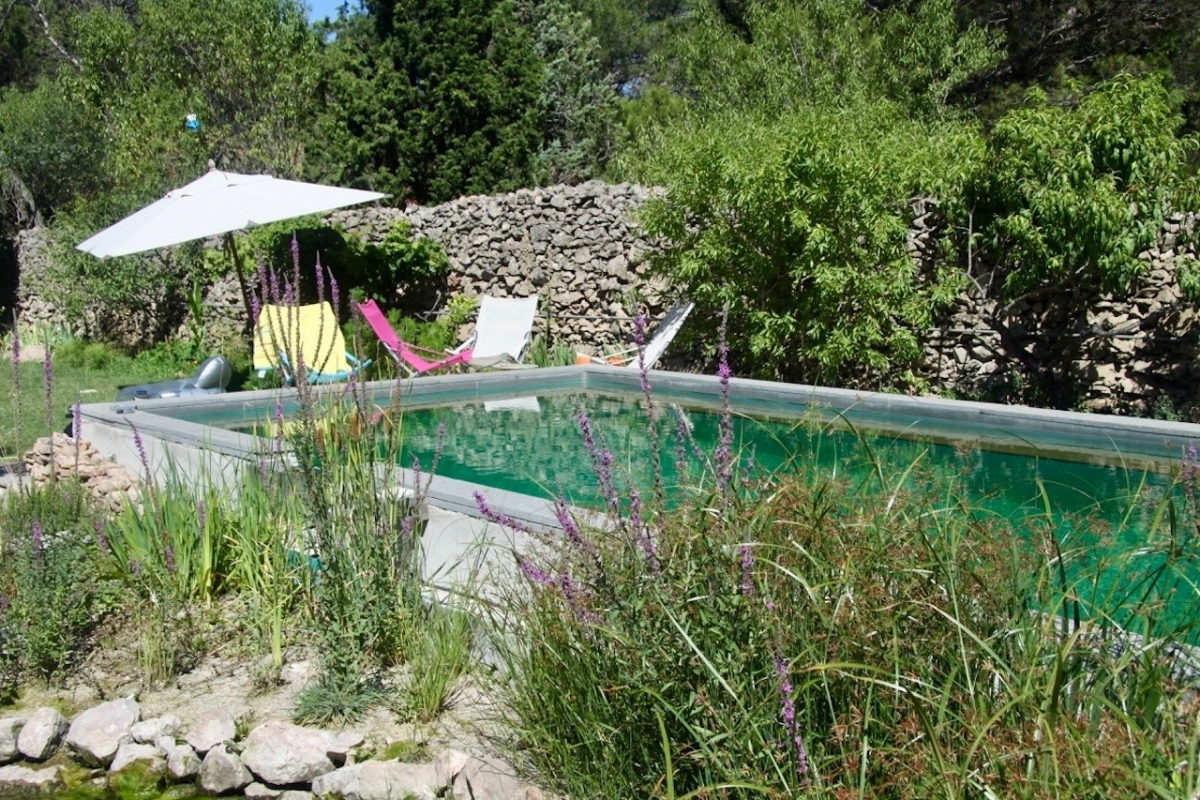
0, 355, 174, 459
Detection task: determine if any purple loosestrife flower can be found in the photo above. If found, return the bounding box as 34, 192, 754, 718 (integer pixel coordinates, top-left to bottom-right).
518, 558, 554, 587
31, 521, 43, 552
739, 544, 755, 596
198, 499, 206, 533
474, 491, 534, 535
554, 497, 588, 552
575, 409, 621, 521
629, 488, 659, 573
43, 341, 53, 432
330, 271, 341, 318
94, 519, 108, 553
129, 423, 152, 484
258, 456, 269, 486
269, 265, 282, 306
715, 332, 735, 499
775, 657, 809, 777
315, 254, 326, 305
559, 570, 600, 625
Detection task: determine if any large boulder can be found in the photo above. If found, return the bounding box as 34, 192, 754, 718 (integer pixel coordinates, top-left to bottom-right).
241, 720, 337, 786
437, 750, 543, 800
131, 714, 182, 745
199, 745, 252, 795
0, 717, 25, 764
0, 764, 62, 793
109, 742, 165, 775
64, 697, 140, 767
17, 707, 67, 761
312, 761, 439, 800
185, 707, 236, 756
162, 741, 201, 780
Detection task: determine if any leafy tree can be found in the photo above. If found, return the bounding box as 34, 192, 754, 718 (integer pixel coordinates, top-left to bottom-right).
64, 0, 319, 191
599, 0, 998, 129
524, 0, 620, 183
961, 74, 1198, 302
0, 78, 106, 228
316, 0, 544, 202
636, 105, 974, 387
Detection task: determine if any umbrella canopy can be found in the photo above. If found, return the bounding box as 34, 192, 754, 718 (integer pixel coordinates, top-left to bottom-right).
77, 169, 387, 258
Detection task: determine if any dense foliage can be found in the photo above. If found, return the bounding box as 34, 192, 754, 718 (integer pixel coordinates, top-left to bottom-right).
0, 0, 1198, 384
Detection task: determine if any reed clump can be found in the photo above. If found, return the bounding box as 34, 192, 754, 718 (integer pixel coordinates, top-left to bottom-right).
484, 325, 1200, 799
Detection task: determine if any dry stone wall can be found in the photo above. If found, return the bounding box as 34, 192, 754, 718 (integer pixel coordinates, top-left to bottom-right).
327, 180, 669, 350
922, 212, 1200, 413
13, 181, 1200, 413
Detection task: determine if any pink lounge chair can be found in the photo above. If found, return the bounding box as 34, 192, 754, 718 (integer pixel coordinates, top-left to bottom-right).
357, 299, 474, 376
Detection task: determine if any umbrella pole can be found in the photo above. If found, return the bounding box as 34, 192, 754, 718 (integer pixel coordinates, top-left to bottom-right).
224, 232, 255, 337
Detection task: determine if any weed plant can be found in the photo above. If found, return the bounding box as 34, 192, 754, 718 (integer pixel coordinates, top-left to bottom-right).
253, 241, 433, 724
483, 315, 1200, 798
0, 481, 117, 691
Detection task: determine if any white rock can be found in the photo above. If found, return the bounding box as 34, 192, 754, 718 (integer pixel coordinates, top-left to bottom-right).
326, 730, 364, 766
65, 697, 140, 767
445, 752, 537, 800
241, 720, 336, 786
198, 745, 251, 795
184, 707, 236, 755
0, 763, 62, 792
164, 742, 201, 780
131, 714, 182, 744
245, 782, 283, 799
17, 707, 66, 761
312, 761, 439, 800
0, 717, 26, 764
109, 741, 165, 775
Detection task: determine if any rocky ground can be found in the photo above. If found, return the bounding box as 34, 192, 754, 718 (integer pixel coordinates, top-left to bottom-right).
0, 606, 544, 799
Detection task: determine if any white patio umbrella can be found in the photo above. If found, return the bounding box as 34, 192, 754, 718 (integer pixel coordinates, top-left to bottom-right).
77, 168, 388, 328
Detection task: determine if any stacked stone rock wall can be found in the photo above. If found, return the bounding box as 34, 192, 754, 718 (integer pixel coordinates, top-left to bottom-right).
922, 212, 1200, 413
327, 180, 668, 349
14, 181, 1200, 413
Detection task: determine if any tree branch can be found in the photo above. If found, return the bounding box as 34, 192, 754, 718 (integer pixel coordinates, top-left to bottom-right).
30, 0, 81, 70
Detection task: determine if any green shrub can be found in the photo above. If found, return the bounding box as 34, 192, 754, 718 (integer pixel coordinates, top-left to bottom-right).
0, 482, 116, 686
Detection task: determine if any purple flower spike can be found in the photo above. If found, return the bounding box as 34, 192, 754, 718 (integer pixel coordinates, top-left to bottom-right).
129, 423, 151, 480
330, 271, 340, 317
518, 558, 555, 587
94, 519, 108, 553
775, 657, 808, 777
474, 491, 534, 534
739, 544, 755, 595
269, 265, 282, 306
72, 401, 82, 443
31, 521, 44, 552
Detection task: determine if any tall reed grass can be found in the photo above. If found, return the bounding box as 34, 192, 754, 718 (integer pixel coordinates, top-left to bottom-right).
481, 329, 1200, 798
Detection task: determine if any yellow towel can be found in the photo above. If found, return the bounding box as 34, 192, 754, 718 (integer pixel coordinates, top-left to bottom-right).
253, 302, 352, 376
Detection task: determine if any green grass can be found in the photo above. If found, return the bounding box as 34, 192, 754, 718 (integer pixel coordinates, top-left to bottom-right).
0, 347, 174, 459
0, 337, 259, 459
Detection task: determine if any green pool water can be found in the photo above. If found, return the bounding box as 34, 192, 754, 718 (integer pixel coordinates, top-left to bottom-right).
393, 390, 1196, 630
173, 385, 1197, 633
